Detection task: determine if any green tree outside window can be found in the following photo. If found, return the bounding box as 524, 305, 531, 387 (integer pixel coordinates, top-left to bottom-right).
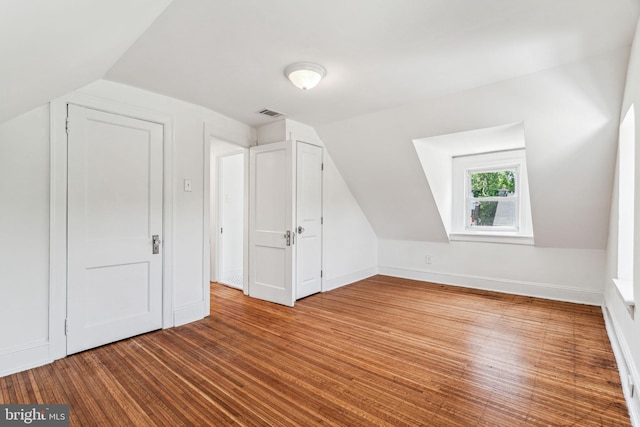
470, 171, 515, 198
470, 171, 516, 226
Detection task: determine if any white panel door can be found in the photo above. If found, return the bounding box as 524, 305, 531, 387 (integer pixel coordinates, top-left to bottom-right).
296, 142, 323, 299
249, 141, 295, 307
67, 105, 163, 355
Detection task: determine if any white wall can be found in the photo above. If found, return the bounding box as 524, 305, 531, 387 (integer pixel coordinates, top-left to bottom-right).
604, 17, 640, 425
321, 155, 378, 289
0, 80, 255, 376
257, 119, 378, 290
379, 240, 604, 305
0, 106, 50, 374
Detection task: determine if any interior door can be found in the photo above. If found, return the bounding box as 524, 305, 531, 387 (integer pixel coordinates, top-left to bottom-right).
67, 105, 163, 355
218, 152, 244, 289
249, 141, 295, 307
296, 142, 323, 299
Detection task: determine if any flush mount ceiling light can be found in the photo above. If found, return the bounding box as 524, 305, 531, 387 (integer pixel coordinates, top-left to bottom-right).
284, 62, 326, 90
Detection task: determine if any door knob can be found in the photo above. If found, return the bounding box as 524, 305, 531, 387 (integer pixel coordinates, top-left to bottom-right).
152, 235, 161, 254
297, 226, 305, 234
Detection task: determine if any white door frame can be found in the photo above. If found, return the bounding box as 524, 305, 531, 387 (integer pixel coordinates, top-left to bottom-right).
49, 93, 174, 361
203, 126, 251, 298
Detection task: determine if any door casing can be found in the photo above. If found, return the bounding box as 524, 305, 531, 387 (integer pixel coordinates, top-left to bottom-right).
205, 135, 250, 296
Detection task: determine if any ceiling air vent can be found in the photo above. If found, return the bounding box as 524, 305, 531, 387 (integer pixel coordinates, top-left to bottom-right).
257, 108, 285, 118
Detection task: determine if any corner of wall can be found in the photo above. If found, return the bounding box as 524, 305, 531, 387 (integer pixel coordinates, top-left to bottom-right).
256, 120, 286, 145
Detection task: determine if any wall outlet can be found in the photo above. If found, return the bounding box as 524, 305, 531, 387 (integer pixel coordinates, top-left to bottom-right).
425, 255, 432, 264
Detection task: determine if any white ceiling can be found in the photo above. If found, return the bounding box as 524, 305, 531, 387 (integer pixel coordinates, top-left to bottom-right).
316, 48, 630, 248
0, 0, 172, 124
4, 0, 639, 249
105, 0, 639, 127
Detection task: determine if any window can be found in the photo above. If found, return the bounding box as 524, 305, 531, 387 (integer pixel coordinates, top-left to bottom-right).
452, 149, 533, 244
412, 122, 531, 241
466, 168, 519, 231
613, 105, 634, 309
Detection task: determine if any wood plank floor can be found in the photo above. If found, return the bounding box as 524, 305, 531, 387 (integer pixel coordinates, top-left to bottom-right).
0, 275, 630, 426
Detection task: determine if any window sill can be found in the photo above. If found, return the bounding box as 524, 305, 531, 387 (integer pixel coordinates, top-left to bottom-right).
612, 278, 634, 308
449, 232, 534, 245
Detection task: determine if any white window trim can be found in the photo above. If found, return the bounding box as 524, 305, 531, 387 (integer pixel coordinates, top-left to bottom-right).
464, 164, 520, 232
449, 233, 534, 245
613, 104, 635, 311
452, 149, 533, 244
613, 278, 634, 307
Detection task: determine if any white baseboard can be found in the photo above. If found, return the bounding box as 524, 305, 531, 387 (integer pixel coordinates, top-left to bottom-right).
173, 301, 206, 327
603, 307, 640, 426
0, 341, 51, 378
377, 266, 603, 305
323, 267, 378, 292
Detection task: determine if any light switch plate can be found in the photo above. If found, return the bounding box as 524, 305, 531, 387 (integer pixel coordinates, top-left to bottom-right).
184, 179, 192, 192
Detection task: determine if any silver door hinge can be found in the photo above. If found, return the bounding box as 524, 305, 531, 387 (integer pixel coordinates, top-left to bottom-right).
320, 270, 323, 278
65, 319, 69, 335
321, 163, 324, 171
321, 217, 323, 225
65, 118, 70, 134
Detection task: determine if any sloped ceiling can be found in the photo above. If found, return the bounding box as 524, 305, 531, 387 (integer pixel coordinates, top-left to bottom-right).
316, 48, 630, 248
0, 0, 172, 123
4, 0, 639, 249
105, 0, 639, 127
102, 0, 638, 248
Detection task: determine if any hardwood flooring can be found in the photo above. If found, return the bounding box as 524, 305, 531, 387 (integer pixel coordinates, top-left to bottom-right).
0, 275, 630, 426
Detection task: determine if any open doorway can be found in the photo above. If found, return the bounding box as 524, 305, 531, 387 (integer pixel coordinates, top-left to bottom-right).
217, 152, 244, 288
210, 139, 248, 293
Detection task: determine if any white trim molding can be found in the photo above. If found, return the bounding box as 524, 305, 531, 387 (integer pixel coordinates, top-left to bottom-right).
449, 232, 534, 246
603, 307, 640, 426
0, 341, 50, 378
174, 302, 207, 327
613, 278, 635, 310
378, 266, 603, 306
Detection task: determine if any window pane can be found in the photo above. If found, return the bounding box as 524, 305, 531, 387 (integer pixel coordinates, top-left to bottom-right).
470, 171, 516, 198
468, 199, 517, 228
